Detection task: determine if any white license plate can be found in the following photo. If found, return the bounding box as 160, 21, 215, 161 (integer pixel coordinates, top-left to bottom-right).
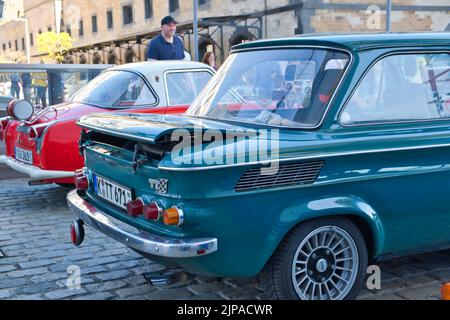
93, 174, 133, 210
15, 147, 33, 164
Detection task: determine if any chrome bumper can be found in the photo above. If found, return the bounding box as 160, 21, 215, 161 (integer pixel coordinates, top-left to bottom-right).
66, 190, 218, 258
0, 155, 75, 180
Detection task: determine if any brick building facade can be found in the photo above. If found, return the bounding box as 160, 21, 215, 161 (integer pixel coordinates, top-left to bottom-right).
0, 0, 449, 64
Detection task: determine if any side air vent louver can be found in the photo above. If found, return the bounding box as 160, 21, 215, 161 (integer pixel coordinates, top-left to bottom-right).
235, 160, 324, 192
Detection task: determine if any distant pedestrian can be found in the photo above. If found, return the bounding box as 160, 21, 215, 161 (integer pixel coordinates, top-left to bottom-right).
20, 73, 32, 102
33, 72, 48, 108
147, 16, 185, 61
202, 52, 217, 70
10, 73, 21, 99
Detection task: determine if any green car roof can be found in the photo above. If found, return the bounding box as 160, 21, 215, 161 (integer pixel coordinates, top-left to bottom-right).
232, 32, 450, 52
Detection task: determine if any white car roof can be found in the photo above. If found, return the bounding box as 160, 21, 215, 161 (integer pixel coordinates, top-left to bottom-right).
107, 60, 215, 108
112, 60, 213, 74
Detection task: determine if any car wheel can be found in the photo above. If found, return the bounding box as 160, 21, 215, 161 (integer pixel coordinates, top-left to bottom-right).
260, 217, 368, 300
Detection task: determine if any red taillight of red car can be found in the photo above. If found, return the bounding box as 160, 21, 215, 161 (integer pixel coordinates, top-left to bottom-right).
28, 125, 47, 140
74, 169, 89, 191
126, 198, 145, 217
143, 201, 162, 221
0, 117, 10, 141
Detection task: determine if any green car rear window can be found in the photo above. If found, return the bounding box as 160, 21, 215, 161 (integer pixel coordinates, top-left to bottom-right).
187, 48, 350, 128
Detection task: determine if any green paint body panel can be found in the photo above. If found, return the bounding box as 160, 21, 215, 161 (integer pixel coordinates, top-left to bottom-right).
79, 33, 450, 277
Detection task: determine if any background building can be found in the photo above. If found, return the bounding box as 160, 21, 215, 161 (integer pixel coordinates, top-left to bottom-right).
0, 0, 449, 65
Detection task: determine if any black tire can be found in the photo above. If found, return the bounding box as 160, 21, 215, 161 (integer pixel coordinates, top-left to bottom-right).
260, 217, 368, 300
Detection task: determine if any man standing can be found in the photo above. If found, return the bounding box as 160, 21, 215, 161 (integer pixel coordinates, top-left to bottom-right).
147, 16, 185, 61
10, 73, 21, 99
20, 73, 32, 102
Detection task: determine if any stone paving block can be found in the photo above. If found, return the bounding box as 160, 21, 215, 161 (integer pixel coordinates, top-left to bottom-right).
0, 289, 13, 299
74, 292, 115, 300
5, 267, 48, 278
396, 283, 442, 300
0, 278, 30, 290
85, 280, 128, 293
116, 284, 157, 298
94, 270, 133, 281
45, 288, 87, 300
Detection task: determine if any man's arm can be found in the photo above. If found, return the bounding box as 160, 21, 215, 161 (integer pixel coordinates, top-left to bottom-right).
147, 40, 159, 61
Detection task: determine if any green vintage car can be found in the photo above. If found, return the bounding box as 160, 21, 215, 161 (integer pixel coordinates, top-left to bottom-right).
68, 33, 450, 300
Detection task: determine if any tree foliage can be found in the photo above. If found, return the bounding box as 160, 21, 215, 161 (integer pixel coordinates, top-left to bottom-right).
37, 32, 74, 63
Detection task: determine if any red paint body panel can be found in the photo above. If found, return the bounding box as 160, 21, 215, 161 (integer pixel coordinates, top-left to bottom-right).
3, 102, 188, 184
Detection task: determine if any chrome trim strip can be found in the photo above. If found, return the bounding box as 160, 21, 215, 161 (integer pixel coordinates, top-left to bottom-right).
0, 155, 75, 179
163, 68, 215, 107
67, 190, 218, 258
157, 142, 450, 171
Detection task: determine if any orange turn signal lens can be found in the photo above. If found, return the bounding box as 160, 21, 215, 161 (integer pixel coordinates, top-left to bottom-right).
162, 207, 184, 226
442, 283, 450, 300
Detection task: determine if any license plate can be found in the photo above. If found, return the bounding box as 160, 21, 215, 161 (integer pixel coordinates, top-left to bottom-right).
93, 174, 133, 210
15, 147, 33, 164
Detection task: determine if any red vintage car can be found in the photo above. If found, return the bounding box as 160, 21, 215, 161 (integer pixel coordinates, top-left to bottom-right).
0, 61, 214, 186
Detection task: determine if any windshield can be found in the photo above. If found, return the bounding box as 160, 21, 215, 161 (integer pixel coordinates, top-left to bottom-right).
187, 48, 350, 127
71, 70, 157, 108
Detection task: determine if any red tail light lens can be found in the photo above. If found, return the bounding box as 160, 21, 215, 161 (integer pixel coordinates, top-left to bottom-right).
143, 201, 162, 220
28, 126, 47, 140
126, 198, 144, 217
0, 117, 10, 141
75, 175, 89, 190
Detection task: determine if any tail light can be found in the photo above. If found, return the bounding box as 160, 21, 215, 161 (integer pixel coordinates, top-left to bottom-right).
0, 117, 10, 141
442, 283, 450, 300
27, 125, 47, 140
74, 169, 89, 190
143, 201, 162, 221
163, 207, 184, 226
126, 198, 144, 217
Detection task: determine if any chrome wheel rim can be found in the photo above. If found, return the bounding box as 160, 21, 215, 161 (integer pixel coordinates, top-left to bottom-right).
291, 226, 359, 300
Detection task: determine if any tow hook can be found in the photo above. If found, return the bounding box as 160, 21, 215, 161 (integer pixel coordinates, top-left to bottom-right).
70, 219, 85, 246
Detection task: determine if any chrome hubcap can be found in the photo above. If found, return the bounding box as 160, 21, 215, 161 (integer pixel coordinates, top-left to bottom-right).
316, 259, 328, 273
291, 226, 359, 300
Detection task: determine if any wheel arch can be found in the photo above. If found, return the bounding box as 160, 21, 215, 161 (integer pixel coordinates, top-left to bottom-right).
273, 196, 385, 262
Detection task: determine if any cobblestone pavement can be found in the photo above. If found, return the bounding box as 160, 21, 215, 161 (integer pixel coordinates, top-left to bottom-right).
0, 178, 449, 300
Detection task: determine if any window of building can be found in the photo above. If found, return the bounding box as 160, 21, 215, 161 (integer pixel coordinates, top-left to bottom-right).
340, 53, 450, 125
21, 38, 25, 51
30, 33, 34, 46
15, 40, 18, 51
2, 44, 6, 51
92, 15, 98, 33
65, 25, 71, 36
47, 26, 52, 32
38, 29, 42, 34
79, 19, 84, 36
169, 0, 179, 13
8, 42, 11, 49
107, 10, 113, 29
122, 4, 133, 25
199, 0, 209, 5
144, 0, 153, 19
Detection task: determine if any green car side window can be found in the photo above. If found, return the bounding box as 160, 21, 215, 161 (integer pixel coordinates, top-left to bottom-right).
340, 53, 450, 125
